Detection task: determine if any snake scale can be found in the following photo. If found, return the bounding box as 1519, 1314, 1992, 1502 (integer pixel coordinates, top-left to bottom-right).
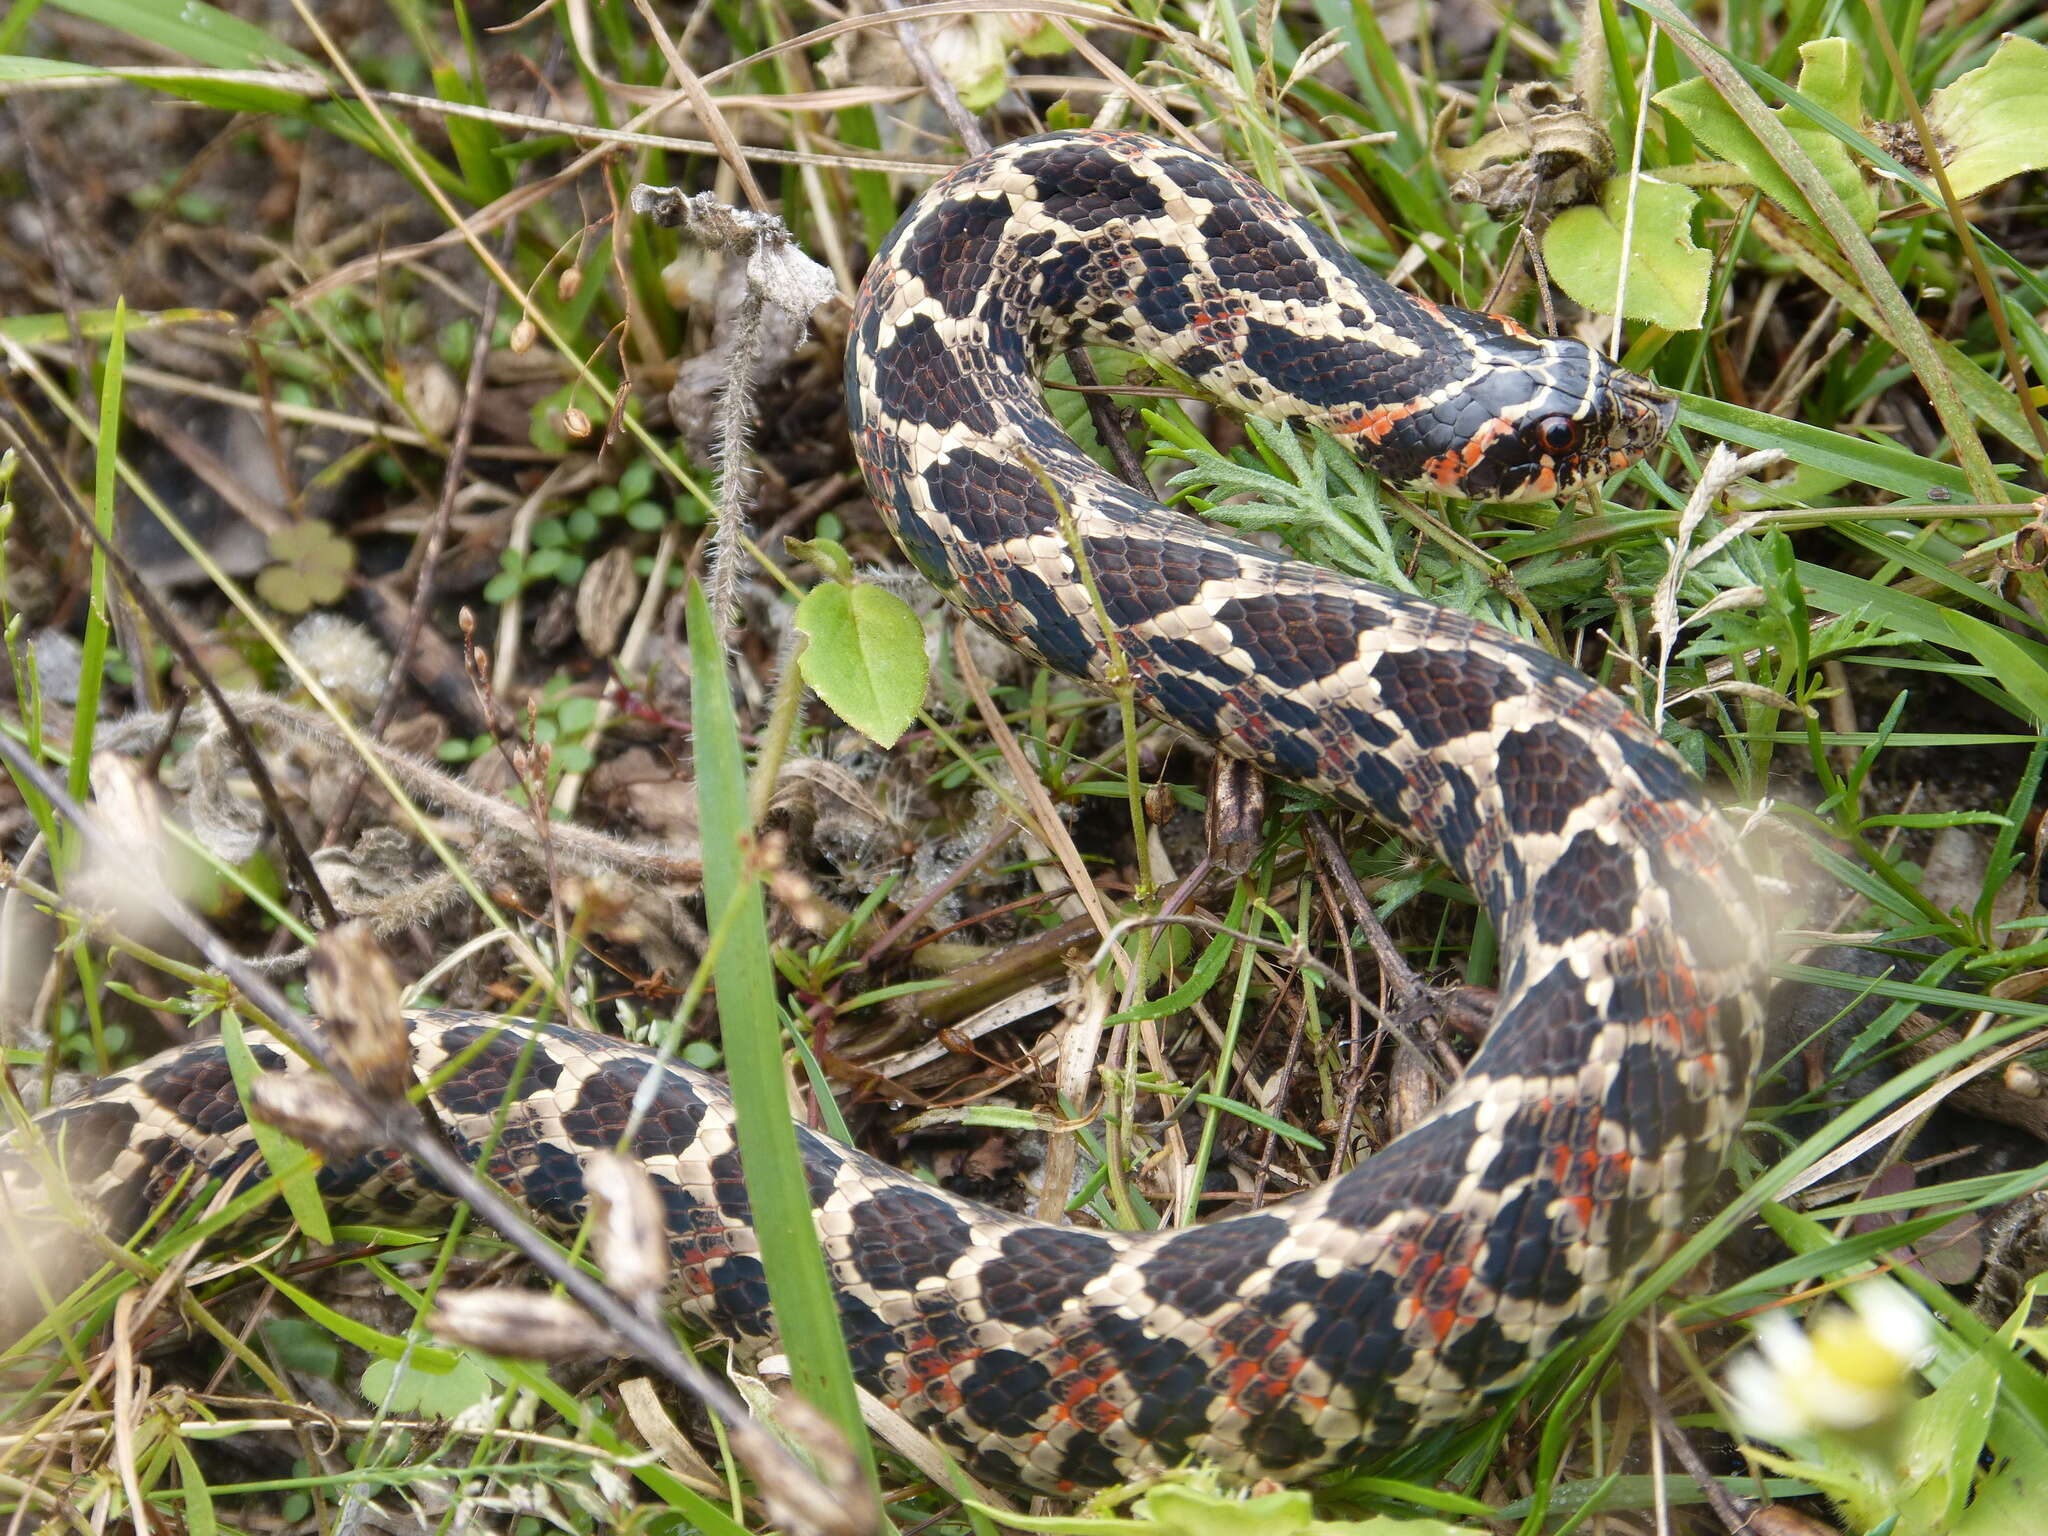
3, 131, 1767, 1493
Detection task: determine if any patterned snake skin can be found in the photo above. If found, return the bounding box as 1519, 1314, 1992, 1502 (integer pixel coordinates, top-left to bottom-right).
4, 131, 1767, 1494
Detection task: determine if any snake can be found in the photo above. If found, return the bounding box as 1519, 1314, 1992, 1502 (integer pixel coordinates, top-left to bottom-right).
2, 130, 1767, 1495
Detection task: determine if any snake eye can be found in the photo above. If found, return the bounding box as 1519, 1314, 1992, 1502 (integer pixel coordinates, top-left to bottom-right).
1534, 415, 1582, 457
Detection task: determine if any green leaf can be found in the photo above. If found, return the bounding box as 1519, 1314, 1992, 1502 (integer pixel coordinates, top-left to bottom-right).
1942, 612, 2048, 726
1956, 1393, 2048, 1535
0, 55, 92, 80
1191, 1093, 1325, 1150
70, 298, 124, 819
1675, 393, 1976, 501
1142, 1484, 1318, 1536
1544, 175, 1712, 329
219, 1013, 331, 1243
431, 62, 508, 202
793, 581, 929, 749
554, 694, 601, 735
786, 534, 856, 585
360, 1352, 495, 1419
1923, 34, 2048, 201
257, 1266, 458, 1370
1896, 1351, 1998, 1530
974, 1479, 1482, 1536
1108, 883, 1251, 1025
262, 1317, 342, 1378
49, 0, 317, 69
168, 1436, 218, 1536
1655, 37, 1878, 232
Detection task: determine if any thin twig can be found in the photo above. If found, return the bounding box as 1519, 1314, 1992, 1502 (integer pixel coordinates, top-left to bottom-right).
101, 691, 699, 887
1300, 812, 1427, 1013
628, 0, 769, 211
878, 0, 989, 152
1626, 1342, 1756, 1534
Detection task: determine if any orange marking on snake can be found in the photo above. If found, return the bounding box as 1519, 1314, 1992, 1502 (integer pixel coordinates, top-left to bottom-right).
1335, 400, 1424, 443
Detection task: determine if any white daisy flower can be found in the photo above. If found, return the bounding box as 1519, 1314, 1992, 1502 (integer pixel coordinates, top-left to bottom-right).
1724, 1281, 1937, 1443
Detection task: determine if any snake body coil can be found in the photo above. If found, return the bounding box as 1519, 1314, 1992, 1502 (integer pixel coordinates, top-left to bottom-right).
6, 132, 1766, 1494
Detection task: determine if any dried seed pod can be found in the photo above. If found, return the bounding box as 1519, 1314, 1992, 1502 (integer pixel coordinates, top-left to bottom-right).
575, 544, 640, 658
89, 752, 163, 852
307, 920, 412, 1102
1205, 756, 1264, 877
584, 1150, 669, 1305
428, 1289, 618, 1360
79, 754, 178, 942
1142, 781, 1178, 828
752, 1391, 877, 1536
248, 1073, 380, 1159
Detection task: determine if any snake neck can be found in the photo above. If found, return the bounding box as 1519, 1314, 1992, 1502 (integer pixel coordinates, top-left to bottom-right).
847, 129, 1670, 512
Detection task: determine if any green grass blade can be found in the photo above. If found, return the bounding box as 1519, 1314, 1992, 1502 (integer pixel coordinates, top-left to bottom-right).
67, 298, 121, 813
0, 303, 233, 343
49, 0, 316, 68
1676, 391, 1977, 500
685, 580, 874, 1487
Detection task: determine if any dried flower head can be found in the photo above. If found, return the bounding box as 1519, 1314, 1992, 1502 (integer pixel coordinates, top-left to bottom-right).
249, 1072, 379, 1159
428, 1289, 619, 1360
584, 1150, 669, 1306
307, 920, 412, 1102
289, 614, 390, 714
76, 754, 185, 947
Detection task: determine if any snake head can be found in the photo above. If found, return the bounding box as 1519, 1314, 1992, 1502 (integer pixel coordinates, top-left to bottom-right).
1382, 320, 1678, 504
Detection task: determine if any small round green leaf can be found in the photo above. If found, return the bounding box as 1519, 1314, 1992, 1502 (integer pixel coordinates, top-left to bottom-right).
794, 581, 928, 748
360, 1354, 494, 1420
556, 694, 601, 734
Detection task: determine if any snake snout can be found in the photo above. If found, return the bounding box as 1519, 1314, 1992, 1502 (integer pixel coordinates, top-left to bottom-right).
1612, 371, 1678, 454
